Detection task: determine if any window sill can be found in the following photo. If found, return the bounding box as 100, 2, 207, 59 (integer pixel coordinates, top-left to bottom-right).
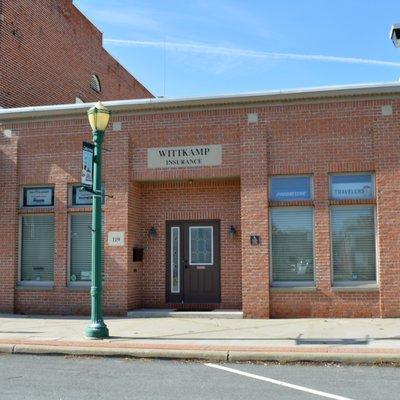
270, 286, 317, 292
68, 282, 91, 290
332, 284, 379, 292
16, 283, 54, 290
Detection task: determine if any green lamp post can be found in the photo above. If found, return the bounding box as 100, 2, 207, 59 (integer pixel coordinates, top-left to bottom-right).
84, 101, 110, 339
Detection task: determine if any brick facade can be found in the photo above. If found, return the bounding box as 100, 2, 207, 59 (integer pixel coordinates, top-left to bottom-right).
1, 84, 400, 318
0, 0, 152, 108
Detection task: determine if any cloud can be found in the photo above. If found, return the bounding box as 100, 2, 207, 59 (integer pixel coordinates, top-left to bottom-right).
104, 38, 400, 68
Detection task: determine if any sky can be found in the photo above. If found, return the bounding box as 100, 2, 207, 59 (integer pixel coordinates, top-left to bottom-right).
74, 0, 400, 98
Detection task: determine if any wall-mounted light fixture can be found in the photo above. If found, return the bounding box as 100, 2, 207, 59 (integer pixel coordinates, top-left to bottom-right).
228, 225, 237, 238
148, 226, 157, 238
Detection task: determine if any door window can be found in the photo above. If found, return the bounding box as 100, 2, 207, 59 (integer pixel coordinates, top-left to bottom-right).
170, 226, 180, 293
189, 226, 213, 265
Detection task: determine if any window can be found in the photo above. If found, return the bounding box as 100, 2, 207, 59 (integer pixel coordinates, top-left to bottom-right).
22, 187, 54, 207
270, 208, 314, 285
69, 213, 104, 283
330, 173, 377, 285
70, 184, 105, 207
331, 207, 376, 284
90, 74, 101, 93
189, 226, 213, 265
170, 227, 180, 293
330, 173, 374, 200
270, 176, 312, 201
20, 215, 54, 282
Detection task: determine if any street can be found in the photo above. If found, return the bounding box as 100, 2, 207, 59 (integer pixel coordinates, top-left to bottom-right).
0, 355, 399, 400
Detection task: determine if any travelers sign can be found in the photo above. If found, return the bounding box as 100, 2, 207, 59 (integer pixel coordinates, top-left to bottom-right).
147, 144, 222, 169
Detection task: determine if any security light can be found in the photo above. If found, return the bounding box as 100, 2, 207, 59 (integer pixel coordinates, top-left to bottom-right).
390, 24, 400, 48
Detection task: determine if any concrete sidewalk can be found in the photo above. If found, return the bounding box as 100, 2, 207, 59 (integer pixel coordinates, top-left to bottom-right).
1, 314, 400, 363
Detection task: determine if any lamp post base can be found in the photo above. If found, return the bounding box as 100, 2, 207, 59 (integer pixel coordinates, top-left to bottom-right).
85, 322, 109, 340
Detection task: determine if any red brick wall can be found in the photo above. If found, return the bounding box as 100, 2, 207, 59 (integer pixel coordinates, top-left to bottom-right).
140, 180, 242, 309
0, 0, 152, 108
1, 94, 400, 318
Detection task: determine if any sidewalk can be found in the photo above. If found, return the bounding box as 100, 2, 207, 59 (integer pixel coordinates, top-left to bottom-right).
1, 314, 400, 363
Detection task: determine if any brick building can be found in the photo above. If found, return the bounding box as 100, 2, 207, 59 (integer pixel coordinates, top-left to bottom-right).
0, 82, 400, 318
0, 0, 152, 108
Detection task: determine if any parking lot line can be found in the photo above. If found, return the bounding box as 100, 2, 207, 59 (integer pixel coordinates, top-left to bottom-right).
204, 363, 355, 400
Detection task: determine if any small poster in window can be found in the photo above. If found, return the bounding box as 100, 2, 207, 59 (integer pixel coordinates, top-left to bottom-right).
73, 186, 93, 206
24, 187, 54, 207
81, 142, 94, 190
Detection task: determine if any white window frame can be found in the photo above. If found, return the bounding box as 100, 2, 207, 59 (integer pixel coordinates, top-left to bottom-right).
269, 174, 314, 202
18, 213, 55, 287
330, 204, 378, 287
189, 226, 214, 266
170, 226, 180, 293
269, 206, 316, 287
329, 172, 375, 200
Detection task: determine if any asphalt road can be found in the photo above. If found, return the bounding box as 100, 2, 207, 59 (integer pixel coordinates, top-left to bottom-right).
0, 355, 399, 400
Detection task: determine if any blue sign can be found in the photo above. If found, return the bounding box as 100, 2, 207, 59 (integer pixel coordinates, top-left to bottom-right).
330, 174, 374, 200
270, 176, 312, 201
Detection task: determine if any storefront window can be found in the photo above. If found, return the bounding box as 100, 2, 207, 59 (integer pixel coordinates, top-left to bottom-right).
331, 207, 376, 284
330, 173, 374, 200
269, 176, 312, 201
21, 215, 54, 282
270, 208, 314, 285
70, 213, 104, 283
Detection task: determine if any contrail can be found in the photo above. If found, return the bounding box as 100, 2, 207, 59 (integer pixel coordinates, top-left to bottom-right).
104, 38, 400, 68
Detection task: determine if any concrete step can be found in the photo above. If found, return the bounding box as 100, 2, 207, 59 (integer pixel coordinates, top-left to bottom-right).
126, 309, 243, 319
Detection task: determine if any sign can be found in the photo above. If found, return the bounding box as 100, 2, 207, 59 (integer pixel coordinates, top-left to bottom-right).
270, 176, 312, 201
81, 142, 94, 189
23, 187, 54, 207
108, 231, 125, 246
331, 174, 373, 200
147, 144, 222, 169
72, 186, 93, 206
81, 271, 91, 281
250, 235, 261, 245
72, 185, 105, 206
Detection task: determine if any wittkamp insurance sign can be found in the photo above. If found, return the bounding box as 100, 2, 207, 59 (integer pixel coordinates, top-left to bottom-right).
147, 145, 222, 169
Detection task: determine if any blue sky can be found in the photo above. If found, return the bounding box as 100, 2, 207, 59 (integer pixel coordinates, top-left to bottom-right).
74, 0, 400, 98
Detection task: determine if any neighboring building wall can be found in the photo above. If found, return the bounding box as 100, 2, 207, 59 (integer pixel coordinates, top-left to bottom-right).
0, 0, 152, 108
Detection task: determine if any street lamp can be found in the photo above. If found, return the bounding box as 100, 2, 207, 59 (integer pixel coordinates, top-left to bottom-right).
84, 101, 110, 339
389, 24, 400, 48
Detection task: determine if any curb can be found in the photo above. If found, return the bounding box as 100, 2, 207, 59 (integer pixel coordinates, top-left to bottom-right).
228, 351, 400, 364
11, 344, 228, 361
1, 343, 400, 364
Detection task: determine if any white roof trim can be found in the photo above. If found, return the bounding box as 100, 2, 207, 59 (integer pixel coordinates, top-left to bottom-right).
1, 82, 400, 122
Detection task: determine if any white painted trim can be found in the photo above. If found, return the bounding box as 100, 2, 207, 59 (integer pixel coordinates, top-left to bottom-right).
189, 226, 214, 266
1, 82, 400, 121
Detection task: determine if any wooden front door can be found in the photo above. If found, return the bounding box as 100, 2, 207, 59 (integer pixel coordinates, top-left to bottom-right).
166, 220, 220, 304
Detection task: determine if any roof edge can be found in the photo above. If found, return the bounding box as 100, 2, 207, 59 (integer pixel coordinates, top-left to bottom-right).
1, 82, 400, 122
